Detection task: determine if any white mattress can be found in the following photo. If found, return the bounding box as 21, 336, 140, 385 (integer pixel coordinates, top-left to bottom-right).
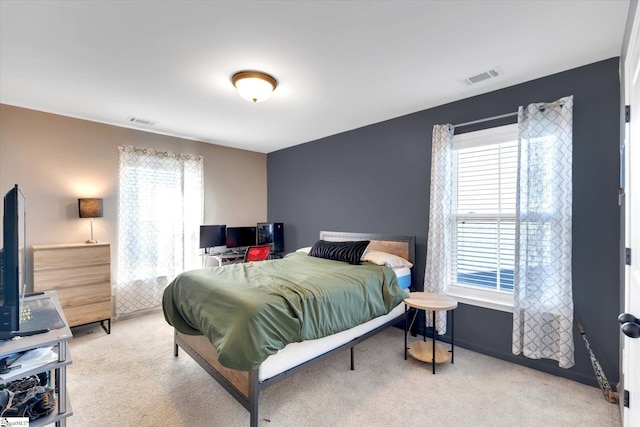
258, 267, 409, 382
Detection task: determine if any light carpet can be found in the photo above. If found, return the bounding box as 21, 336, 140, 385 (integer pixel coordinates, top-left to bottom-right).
65, 311, 621, 427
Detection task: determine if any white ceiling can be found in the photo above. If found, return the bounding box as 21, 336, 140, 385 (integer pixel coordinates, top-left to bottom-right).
0, 1, 630, 154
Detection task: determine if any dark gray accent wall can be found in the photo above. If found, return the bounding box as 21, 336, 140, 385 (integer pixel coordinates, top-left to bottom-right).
267, 58, 621, 387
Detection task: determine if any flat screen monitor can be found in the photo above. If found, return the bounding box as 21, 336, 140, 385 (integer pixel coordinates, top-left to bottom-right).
1, 184, 26, 339
226, 226, 256, 249
200, 225, 226, 250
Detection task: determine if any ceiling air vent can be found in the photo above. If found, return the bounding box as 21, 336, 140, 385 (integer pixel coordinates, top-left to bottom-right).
127, 116, 157, 126
461, 68, 502, 86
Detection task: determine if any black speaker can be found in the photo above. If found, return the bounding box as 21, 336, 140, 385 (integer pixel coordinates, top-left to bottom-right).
272, 222, 284, 252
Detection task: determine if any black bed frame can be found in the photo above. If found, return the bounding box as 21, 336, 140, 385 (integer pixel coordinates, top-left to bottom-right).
173, 231, 416, 426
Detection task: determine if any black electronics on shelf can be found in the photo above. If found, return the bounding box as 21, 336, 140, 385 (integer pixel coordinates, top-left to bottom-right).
1, 184, 26, 340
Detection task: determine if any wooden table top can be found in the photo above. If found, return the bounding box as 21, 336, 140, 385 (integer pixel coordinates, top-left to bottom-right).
404, 291, 458, 311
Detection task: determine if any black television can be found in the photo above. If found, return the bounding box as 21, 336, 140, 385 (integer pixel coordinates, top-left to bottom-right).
199, 225, 226, 254
0, 185, 26, 339
226, 226, 256, 249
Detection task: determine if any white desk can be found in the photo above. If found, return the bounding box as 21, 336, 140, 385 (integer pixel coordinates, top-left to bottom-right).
202, 252, 245, 267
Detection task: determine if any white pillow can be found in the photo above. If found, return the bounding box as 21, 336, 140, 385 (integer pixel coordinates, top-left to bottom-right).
362, 250, 413, 268
296, 246, 312, 254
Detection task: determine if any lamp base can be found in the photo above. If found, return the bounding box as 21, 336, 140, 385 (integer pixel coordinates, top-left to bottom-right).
85, 218, 100, 244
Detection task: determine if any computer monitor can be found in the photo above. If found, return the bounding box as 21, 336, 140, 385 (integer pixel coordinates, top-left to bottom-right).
226, 226, 256, 249
200, 225, 226, 253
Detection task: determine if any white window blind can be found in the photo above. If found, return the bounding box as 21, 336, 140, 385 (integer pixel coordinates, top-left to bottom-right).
451, 124, 518, 295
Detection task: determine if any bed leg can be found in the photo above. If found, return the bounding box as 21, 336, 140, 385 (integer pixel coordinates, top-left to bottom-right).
174, 343, 178, 357
350, 347, 355, 370
249, 370, 259, 427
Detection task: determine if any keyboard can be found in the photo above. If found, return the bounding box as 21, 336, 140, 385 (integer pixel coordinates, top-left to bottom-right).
223, 249, 246, 255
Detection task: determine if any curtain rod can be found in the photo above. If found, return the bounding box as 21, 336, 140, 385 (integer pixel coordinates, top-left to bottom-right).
452, 111, 517, 128
452, 98, 568, 128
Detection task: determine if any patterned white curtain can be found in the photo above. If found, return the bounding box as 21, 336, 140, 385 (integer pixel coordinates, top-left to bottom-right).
116, 145, 203, 316
512, 96, 574, 368
424, 124, 455, 334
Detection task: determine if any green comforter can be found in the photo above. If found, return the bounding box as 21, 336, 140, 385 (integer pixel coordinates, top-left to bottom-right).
162, 251, 407, 371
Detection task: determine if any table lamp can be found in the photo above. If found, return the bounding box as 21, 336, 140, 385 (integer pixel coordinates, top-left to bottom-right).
78, 198, 103, 243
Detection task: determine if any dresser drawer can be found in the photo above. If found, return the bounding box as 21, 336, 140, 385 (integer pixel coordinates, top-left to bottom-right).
55, 283, 111, 308
32, 242, 112, 331
63, 300, 112, 327
34, 264, 110, 291
33, 244, 109, 270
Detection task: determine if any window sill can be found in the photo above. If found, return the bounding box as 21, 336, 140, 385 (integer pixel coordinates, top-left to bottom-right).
446, 284, 514, 313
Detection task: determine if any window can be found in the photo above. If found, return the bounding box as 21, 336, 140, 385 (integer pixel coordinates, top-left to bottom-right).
446, 124, 518, 312
116, 145, 203, 316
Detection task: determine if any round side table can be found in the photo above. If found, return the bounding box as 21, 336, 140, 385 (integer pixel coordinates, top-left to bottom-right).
404, 292, 458, 374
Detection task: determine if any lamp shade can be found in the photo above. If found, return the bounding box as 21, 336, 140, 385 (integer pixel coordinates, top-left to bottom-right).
78, 198, 103, 218
232, 71, 277, 103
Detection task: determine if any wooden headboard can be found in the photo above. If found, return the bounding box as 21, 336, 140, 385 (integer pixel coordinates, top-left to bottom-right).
319, 231, 416, 265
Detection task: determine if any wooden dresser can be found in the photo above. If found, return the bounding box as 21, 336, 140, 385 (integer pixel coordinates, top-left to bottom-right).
33, 242, 112, 333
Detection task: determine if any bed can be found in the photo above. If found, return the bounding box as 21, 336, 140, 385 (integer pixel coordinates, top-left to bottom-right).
163, 231, 415, 426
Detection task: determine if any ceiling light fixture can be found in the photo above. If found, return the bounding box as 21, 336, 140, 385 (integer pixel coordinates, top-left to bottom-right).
231, 71, 278, 103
